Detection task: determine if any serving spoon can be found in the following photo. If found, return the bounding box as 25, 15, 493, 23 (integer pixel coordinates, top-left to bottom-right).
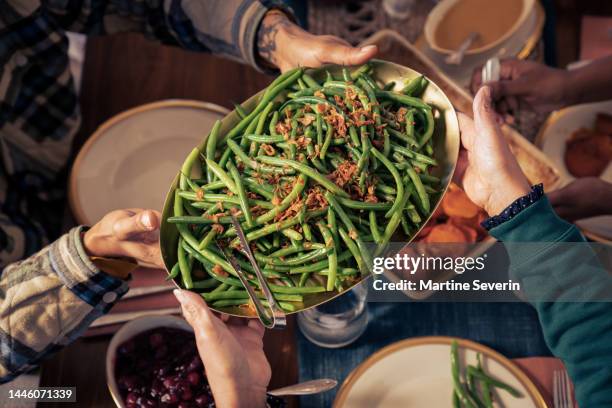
445, 32, 479, 65
269, 379, 338, 397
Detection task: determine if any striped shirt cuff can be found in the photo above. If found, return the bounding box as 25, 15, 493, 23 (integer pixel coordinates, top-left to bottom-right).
49, 227, 128, 310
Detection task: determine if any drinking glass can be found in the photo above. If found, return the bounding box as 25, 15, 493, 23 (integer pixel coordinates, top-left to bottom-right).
297, 283, 368, 348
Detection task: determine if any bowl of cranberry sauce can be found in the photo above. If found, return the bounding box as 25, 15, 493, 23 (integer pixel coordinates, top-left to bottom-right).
106, 315, 213, 408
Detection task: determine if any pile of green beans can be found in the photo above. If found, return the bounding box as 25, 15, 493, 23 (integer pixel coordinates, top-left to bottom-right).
167, 63, 442, 312
451, 341, 523, 407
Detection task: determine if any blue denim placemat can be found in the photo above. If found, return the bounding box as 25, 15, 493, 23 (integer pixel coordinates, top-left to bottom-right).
297, 301, 551, 408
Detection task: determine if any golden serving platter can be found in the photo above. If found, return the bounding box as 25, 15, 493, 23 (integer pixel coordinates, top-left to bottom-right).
159, 60, 461, 317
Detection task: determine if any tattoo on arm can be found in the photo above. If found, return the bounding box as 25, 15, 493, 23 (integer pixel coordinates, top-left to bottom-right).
257, 12, 291, 68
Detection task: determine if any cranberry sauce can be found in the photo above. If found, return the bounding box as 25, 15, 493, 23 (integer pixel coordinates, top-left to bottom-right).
115, 327, 213, 408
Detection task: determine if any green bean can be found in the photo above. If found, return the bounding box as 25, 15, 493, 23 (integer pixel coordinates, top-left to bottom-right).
338, 228, 365, 273
337, 197, 392, 211
227, 161, 253, 227
245, 134, 285, 143
243, 177, 275, 200
406, 166, 430, 214
418, 107, 435, 148
315, 113, 324, 146
224, 68, 303, 143
302, 73, 320, 89
211, 298, 298, 312
287, 251, 352, 274
281, 228, 303, 241
466, 367, 522, 398
205, 158, 237, 193
233, 104, 248, 120
230, 209, 325, 246
211, 283, 229, 294
279, 96, 345, 117
174, 191, 199, 250
168, 215, 243, 225
324, 80, 370, 111
320, 119, 333, 159
392, 144, 438, 165
227, 139, 294, 175
257, 248, 328, 267
369, 211, 383, 244
317, 221, 337, 291
375, 90, 432, 111
258, 156, 349, 198
269, 110, 280, 136
177, 238, 193, 289
198, 226, 220, 250
255, 174, 307, 224
192, 278, 219, 290
371, 148, 405, 218
378, 185, 412, 252
180, 147, 200, 192
402, 75, 424, 96
203, 290, 303, 303
206, 120, 222, 182
302, 223, 313, 241
166, 262, 180, 281
382, 81, 395, 91
451, 341, 477, 408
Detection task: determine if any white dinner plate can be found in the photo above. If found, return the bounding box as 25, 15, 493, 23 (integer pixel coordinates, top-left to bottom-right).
535, 100, 612, 243
333, 336, 546, 408
70, 100, 228, 225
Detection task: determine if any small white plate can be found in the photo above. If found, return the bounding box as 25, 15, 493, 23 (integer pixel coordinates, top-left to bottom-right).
70, 100, 228, 225
536, 100, 612, 242
334, 336, 546, 408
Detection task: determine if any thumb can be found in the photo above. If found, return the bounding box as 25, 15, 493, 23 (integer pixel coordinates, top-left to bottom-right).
473, 86, 502, 141
324, 43, 378, 66
113, 210, 160, 240
174, 289, 215, 330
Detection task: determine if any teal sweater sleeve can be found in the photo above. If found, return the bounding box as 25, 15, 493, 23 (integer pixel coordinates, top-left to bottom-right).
490, 196, 612, 407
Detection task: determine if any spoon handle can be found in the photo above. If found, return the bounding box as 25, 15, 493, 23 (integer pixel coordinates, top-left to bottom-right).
268, 379, 338, 396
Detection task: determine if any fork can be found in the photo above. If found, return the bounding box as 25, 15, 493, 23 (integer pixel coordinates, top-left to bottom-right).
553, 369, 573, 408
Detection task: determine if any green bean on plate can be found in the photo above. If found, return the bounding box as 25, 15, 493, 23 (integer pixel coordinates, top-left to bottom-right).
160, 60, 460, 316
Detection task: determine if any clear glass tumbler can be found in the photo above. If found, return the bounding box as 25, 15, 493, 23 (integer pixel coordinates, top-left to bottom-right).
297, 283, 368, 348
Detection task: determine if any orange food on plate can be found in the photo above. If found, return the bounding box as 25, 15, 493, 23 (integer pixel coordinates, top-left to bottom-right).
418, 183, 488, 243
564, 113, 612, 178
441, 184, 481, 218
452, 223, 478, 242
424, 224, 468, 243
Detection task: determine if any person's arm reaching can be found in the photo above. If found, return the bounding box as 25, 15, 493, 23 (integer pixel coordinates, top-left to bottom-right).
0, 209, 162, 383
470, 56, 612, 115
458, 87, 612, 407
35, 0, 376, 72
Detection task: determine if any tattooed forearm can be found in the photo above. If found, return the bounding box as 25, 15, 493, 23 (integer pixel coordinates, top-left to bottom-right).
257, 11, 292, 68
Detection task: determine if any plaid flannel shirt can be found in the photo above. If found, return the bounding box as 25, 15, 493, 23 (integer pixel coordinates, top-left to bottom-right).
0, 0, 290, 382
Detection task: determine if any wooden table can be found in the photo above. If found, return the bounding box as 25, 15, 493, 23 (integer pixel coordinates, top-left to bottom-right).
39, 33, 298, 408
